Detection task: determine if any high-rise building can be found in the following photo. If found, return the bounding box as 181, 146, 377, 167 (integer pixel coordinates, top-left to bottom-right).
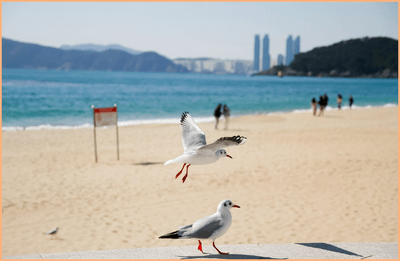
253, 35, 260, 71
286, 35, 294, 66
294, 36, 300, 56
262, 35, 270, 71
277, 54, 284, 66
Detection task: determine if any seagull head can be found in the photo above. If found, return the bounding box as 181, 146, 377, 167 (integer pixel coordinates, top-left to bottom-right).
216, 149, 232, 159
218, 199, 240, 212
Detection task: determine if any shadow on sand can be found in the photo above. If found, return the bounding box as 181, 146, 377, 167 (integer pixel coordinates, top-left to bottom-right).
133, 162, 164, 166
179, 253, 287, 260
296, 243, 363, 257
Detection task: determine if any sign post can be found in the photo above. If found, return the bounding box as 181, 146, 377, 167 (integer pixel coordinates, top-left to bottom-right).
92, 104, 119, 162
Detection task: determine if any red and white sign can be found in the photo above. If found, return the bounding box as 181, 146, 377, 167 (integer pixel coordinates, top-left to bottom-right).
93, 107, 117, 127
92, 105, 120, 162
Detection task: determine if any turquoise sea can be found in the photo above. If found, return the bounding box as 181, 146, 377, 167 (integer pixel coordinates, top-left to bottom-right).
2, 68, 398, 131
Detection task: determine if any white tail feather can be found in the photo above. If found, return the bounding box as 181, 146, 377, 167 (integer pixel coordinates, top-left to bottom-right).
165, 155, 187, 165
164, 160, 173, 165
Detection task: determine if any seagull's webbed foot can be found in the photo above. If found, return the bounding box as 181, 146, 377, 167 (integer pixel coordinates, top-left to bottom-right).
175, 163, 186, 179
182, 164, 191, 183
213, 242, 229, 255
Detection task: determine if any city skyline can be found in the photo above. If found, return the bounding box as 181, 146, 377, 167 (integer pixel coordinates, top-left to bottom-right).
294, 36, 301, 57
286, 35, 294, 66
2, 2, 398, 60
277, 54, 284, 66
253, 35, 260, 71
285, 35, 301, 66
262, 35, 270, 71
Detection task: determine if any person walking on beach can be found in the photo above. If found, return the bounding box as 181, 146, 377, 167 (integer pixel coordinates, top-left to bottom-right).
337, 94, 343, 109
318, 95, 326, 116
214, 104, 222, 129
311, 97, 318, 116
223, 104, 231, 130
324, 93, 329, 107
349, 95, 354, 109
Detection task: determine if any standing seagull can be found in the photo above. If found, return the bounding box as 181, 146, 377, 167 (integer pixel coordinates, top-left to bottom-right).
165, 112, 247, 183
44, 227, 59, 239
159, 199, 240, 255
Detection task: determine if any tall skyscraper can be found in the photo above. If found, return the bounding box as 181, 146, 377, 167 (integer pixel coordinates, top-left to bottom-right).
253, 35, 260, 71
294, 36, 300, 56
286, 35, 294, 66
262, 35, 270, 71
277, 54, 284, 66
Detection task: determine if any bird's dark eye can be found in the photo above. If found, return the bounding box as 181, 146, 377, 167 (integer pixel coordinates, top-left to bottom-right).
224, 203, 226, 207
229, 202, 232, 205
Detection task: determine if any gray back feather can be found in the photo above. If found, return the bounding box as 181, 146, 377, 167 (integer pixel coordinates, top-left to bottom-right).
185, 216, 223, 239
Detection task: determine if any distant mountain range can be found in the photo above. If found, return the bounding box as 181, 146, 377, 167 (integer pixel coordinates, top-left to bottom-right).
60, 43, 141, 56
2, 38, 188, 73
255, 37, 398, 78
291, 37, 398, 77
4, 37, 397, 77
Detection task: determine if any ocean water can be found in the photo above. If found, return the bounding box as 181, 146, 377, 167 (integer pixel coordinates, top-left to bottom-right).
2, 68, 398, 131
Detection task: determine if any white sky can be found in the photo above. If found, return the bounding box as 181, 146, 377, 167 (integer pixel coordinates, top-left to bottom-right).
2, 2, 398, 61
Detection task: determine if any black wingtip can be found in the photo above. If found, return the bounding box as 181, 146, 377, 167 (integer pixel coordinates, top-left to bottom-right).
159, 230, 180, 239
180, 111, 190, 124
220, 135, 247, 145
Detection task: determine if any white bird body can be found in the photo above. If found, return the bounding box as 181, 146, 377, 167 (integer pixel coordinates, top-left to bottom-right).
159, 199, 240, 255
166, 112, 247, 182
46, 227, 58, 235
165, 150, 221, 166
44, 227, 59, 239
178, 206, 232, 240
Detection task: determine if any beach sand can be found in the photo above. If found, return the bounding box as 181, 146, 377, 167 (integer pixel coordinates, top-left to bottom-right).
2, 106, 398, 256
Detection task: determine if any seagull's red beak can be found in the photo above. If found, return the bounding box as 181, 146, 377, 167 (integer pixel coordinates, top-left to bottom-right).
226, 155, 233, 159
232, 205, 240, 208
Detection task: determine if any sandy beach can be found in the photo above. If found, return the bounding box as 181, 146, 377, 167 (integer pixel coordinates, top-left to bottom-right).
1, 106, 398, 256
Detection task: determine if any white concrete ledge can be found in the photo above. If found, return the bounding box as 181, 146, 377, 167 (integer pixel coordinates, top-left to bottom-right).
3, 242, 397, 259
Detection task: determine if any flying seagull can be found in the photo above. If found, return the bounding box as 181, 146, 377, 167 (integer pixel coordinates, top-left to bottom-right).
165, 112, 247, 183
159, 199, 240, 255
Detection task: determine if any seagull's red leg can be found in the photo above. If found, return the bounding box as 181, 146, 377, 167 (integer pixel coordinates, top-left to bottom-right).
182, 164, 191, 183
175, 163, 186, 179
213, 242, 229, 255
197, 240, 204, 254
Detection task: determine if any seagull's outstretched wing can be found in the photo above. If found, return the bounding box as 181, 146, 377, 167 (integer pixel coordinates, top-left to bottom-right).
180, 112, 206, 152
198, 135, 247, 153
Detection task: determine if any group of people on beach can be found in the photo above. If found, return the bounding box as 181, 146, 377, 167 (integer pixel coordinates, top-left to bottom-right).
214, 104, 230, 130
311, 94, 354, 116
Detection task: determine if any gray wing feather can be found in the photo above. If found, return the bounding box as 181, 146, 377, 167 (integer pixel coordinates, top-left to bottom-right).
180, 112, 206, 152
185, 216, 223, 239
198, 135, 247, 153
